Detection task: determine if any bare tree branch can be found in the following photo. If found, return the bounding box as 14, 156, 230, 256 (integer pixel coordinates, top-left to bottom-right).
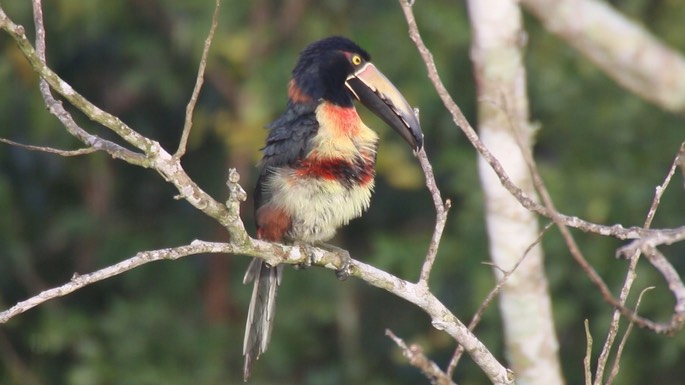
1, 7, 152, 155
25, 0, 149, 166
521, 0, 685, 113
639, 247, 685, 328
593, 250, 640, 385
605, 287, 653, 385
359, 263, 515, 384
617, 144, 685, 254
0, 227, 352, 325
0, 138, 96, 156
679, 143, 685, 187
386, 329, 456, 385
446, 222, 554, 377
584, 319, 593, 385
0, 240, 235, 324
416, 145, 451, 286
608, 145, 685, 336
175, 0, 221, 158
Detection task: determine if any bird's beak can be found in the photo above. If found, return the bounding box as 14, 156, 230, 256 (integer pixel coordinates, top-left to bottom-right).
345, 63, 423, 150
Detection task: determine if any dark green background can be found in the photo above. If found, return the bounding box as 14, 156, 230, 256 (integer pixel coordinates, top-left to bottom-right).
1, 1, 684, 384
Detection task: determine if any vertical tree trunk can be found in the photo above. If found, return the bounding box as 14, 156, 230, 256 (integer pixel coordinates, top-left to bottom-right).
467, 1, 564, 384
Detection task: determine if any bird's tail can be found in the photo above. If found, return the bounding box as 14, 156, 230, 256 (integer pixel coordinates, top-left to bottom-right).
242, 258, 283, 381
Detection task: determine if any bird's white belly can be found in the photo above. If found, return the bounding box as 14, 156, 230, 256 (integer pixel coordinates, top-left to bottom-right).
268, 170, 374, 242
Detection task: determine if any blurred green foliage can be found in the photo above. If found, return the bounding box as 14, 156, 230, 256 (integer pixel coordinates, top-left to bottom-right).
1, 0, 684, 384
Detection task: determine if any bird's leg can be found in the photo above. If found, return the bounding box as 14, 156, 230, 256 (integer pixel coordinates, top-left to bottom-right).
293, 242, 351, 279
314, 243, 352, 281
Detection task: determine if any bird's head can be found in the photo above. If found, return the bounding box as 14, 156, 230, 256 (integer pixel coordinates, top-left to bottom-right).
289, 36, 423, 150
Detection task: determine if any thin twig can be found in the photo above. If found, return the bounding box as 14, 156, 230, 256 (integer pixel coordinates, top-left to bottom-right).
644, 147, 683, 227
678, 143, 685, 187
29, 0, 147, 166
175, 0, 221, 158
0, 138, 96, 156
584, 319, 593, 385
386, 329, 457, 385
446, 222, 554, 376
640, 247, 685, 327
592, 250, 639, 385
2, 6, 152, 155
0, 241, 236, 323
617, 143, 685, 254
416, 145, 451, 285
605, 287, 654, 385
617, 226, 685, 254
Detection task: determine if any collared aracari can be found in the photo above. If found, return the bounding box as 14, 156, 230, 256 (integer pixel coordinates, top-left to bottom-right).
242, 36, 423, 380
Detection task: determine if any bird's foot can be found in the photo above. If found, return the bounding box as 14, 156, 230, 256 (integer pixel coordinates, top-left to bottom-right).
294, 243, 315, 270
315, 243, 351, 281
293, 243, 351, 280
335, 252, 351, 281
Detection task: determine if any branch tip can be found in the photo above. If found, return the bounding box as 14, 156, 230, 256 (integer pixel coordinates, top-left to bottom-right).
175, 0, 222, 158
385, 329, 456, 385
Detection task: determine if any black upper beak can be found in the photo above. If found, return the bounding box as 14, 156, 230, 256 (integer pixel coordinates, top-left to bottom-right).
345, 63, 423, 150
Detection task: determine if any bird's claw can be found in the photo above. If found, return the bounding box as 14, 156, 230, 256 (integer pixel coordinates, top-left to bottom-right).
293, 243, 351, 280
294, 243, 315, 270
335, 250, 351, 281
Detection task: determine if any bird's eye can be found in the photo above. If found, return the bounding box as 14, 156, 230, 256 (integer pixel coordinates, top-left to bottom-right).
351, 55, 362, 66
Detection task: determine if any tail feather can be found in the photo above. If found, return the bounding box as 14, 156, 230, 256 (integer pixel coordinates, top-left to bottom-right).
242, 258, 283, 381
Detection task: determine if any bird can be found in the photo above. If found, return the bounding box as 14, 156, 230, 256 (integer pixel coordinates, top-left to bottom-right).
242, 36, 423, 381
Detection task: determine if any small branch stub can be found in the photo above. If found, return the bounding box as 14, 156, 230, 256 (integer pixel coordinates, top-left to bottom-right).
227, 168, 247, 203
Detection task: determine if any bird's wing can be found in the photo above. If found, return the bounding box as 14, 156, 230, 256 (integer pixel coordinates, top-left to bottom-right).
261, 103, 319, 168
254, 103, 319, 212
